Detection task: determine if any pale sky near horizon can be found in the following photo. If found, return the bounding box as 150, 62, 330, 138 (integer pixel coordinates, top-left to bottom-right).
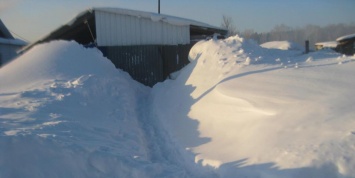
1, 0, 354, 42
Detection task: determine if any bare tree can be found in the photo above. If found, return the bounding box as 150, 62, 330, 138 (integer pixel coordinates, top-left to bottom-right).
239, 22, 355, 49
221, 15, 238, 37
242, 29, 255, 39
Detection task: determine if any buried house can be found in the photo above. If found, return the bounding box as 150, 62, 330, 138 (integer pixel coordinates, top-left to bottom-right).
24, 8, 227, 86
335, 33, 355, 56
315, 33, 355, 56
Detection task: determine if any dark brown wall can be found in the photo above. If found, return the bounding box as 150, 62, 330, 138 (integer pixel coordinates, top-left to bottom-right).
336, 40, 355, 55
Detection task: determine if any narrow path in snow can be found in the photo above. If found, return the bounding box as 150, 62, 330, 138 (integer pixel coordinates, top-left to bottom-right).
136, 94, 218, 178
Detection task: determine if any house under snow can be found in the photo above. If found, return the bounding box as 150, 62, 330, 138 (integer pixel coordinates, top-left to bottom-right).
25, 8, 227, 86
315, 41, 337, 51
0, 19, 27, 67
315, 33, 355, 56
336, 33, 355, 56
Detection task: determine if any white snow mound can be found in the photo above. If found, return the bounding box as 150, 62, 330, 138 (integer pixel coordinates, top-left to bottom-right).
2, 36, 355, 178
0, 40, 183, 178
152, 35, 355, 178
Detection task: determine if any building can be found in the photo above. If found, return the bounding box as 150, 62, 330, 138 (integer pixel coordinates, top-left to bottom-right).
336, 33, 355, 56
314, 41, 337, 51
0, 19, 27, 67
25, 8, 227, 86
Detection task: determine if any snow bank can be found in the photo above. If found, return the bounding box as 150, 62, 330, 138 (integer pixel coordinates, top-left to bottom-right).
0, 40, 181, 178
152, 35, 355, 178
2, 36, 355, 178
261, 41, 303, 51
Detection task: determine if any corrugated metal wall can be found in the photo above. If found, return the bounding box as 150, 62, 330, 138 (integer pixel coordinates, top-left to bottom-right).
161, 44, 192, 77
99, 44, 192, 87
95, 10, 190, 46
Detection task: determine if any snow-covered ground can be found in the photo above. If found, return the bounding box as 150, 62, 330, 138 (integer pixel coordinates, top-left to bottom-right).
1, 37, 355, 178
0, 41, 210, 178
153, 36, 355, 178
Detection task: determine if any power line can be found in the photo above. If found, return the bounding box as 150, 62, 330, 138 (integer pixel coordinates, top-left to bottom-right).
8, 29, 30, 43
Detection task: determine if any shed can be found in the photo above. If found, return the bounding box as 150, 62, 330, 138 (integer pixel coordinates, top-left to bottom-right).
0, 19, 27, 67
314, 41, 337, 51
336, 33, 355, 55
25, 8, 227, 86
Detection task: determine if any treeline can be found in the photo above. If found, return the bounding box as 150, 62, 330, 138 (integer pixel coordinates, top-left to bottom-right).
238, 23, 355, 47
221, 16, 355, 47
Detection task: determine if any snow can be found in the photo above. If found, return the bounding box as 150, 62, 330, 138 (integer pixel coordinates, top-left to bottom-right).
315, 41, 338, 48
0, 41, 211, 178
1, 36, 355, 178
0, 37, 27, 46
152, 36, 355, 177
261, 41, 304, 51
336, 33, 355, 42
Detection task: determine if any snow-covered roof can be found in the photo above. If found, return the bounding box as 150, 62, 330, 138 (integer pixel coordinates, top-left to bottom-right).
260, 41, 303, 51
23, 7, 227, 52
315, 41, 338, 48
93, 7, 225, 30
0, 37, 27, 46
336, 33, 355, 42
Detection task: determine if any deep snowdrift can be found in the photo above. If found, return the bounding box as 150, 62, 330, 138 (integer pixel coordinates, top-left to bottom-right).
0, 41, 207, 178
1, 37, 355, 178
0, 41, 152, 177
151, 36, 355, 178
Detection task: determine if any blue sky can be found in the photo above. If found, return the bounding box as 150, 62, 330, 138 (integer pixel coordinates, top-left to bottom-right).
1, 0, 354, 42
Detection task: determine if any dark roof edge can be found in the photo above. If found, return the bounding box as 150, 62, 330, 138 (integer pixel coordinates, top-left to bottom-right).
190, 25, 228, 36
0, 19, 14, 39
21, 10, 94, 52
22, 8, 228, 52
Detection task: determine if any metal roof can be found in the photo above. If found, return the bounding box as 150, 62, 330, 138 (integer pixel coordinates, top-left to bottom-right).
23, 7, 227, 51
93, 7, 225, 31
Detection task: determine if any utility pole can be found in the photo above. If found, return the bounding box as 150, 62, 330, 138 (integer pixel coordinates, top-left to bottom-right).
305, 40, 309, 54
158, 0, 160, 14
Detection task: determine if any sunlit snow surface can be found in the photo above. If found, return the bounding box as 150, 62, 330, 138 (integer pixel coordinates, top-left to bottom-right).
0, 41, 210, 178
152, 36, 355, 178
1, 37, 355, 178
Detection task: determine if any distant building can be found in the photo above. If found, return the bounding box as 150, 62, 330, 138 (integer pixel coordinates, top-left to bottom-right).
314, 41, 337, 51
24, 8, 227, 86
0, 19, 27, 67
335, 33, 355, 55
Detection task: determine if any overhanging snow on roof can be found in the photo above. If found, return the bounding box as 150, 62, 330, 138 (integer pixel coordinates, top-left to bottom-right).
0, 37, 27, 46
336, 33, 355, 42
315, 41, 338, 48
